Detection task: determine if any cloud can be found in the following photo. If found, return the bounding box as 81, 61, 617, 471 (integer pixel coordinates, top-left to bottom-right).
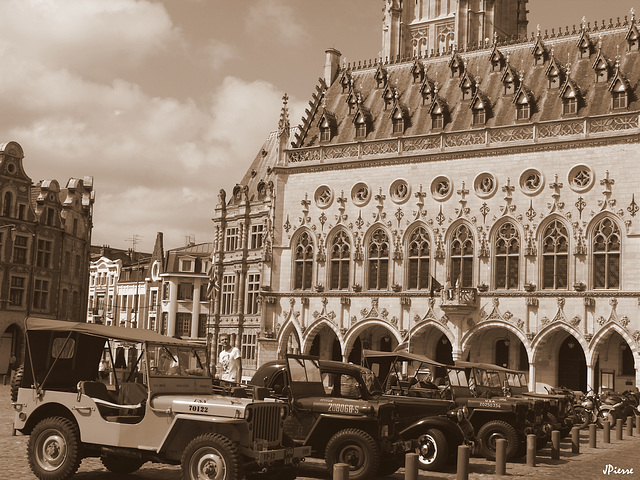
203, 39, 236, 71
246, 0, 308, 44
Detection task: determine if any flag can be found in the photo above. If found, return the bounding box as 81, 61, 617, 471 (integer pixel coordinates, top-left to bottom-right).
206, 265, 219, 299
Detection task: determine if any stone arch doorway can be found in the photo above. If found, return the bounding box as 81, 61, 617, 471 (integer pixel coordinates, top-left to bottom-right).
278, 323, 301, 357
557, 336, 587, 392
308, 324, 341, 361
0, 323, 23, 376
591, 329, 635, 393
346, 324, 397, 364
463, 326, 528, 371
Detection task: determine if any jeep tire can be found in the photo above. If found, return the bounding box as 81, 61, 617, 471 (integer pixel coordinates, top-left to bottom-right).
10, 364, 23, 402
28, 417, 82, 480
181, 433, 240, 480
325, 428, 380, 480
100, 455, 145, 474
477, 420, 519, 460
416, 428, 448, 471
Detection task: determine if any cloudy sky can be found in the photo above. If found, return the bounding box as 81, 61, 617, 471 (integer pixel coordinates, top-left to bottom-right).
0, 0, 635, 253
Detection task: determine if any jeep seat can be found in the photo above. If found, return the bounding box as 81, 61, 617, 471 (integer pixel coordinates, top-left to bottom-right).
78, 381, 146, 422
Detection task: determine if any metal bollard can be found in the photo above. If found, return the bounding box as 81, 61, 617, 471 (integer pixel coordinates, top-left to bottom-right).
603, 420, 611, 443
333, 463, 349, 480
495, 438, 506, 475
405, 452, 418, 480
457, 444, 470, 480
526, 434, 536, 467
616, 418, 624, 441
626, 416, 634, 437
636, 414, 640, 436
551, 430, 560, 460
571, 427, 580, 454
588, 423, 597, 448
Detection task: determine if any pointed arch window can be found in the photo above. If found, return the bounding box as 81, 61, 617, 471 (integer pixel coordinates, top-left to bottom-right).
367, 228, 389, 290
450, 224, 474, 287
294, 231, 314, 290
407, 226, 430, 290
495, 222, 520, 289
593, 217, 620, 289
330, 230, 351, 290
542, 220, 569, 289
355, 116, 368, 138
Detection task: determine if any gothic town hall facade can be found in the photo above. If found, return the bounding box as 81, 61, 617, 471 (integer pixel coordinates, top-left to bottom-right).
212, 1, 640, 393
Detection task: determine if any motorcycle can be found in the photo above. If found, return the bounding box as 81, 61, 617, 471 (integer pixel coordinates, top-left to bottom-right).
572, 389, 625, 429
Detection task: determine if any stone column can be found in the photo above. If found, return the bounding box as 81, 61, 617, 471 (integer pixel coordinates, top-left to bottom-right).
167, 279, 178, 337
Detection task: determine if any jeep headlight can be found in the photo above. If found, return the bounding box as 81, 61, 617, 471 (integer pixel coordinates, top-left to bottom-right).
244, 406, 253, 422
462, 406, 469, 419
280, 406, 288, 420
457, 408, 464, 422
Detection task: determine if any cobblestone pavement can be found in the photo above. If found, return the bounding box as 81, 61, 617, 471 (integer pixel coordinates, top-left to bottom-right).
3, 384, 639, 479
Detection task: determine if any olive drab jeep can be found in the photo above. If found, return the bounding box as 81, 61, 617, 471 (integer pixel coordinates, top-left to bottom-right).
11, 317, 310, 480
251, 354, 408, 480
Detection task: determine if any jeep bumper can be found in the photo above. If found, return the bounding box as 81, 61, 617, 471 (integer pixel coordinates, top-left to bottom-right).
254, 445, 311, 466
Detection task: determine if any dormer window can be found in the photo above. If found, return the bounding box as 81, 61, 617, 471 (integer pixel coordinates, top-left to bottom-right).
501, 68, 517, 95
548, 69, 561, 89
355, 117, 367, 138
577, 31, 592, 58
392, 115, 404, 134
612, 90, 628, 109
594, 61, 609, 83
472, 107, 486, 126
490, 48, 504, 72
432, 112, 444, 130
375, 65, 388, 89
383, 86, 395, 110
470, 94, 488, 126
626, 20, 640, 51
563, 97, 578, 115
460, 75, 474, 100
320, 125, 331, 142
531, 38, 547, 66
410, 59, 424, 83
516, 98, 530, 121
340, 71, 352, 94
180, 258, 195, 273
420, 80, 434, 105
347, 93, 358, 115
449, 53, 464, 78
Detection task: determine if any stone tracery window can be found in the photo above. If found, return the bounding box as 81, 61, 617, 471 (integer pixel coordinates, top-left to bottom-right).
450, 224, 474, 287
330, 230, 351, 290
367, 228, 389, 290
542, 220, 569, 289
494, 222, 520, 289
294, 231, 314, 290
407, 226, 430, 290
593, 217, 620, 289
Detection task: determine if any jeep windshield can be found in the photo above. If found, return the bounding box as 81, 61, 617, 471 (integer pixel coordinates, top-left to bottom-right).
148, 344, 207, 377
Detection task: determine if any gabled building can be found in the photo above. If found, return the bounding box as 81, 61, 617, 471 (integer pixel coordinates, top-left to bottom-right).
0, 141, 94, 377
216, 9, 640, 393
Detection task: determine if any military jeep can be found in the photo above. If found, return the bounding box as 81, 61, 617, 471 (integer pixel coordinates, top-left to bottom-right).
11, 317, 310, 480
251, 355, 474, 477
364, 350, 547, 461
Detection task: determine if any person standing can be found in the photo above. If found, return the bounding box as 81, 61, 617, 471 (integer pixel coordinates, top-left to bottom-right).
218, 334, 242, 382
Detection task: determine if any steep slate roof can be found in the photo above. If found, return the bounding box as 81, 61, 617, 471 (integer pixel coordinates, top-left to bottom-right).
164, 242, 213, 273
295, 21, 640, 148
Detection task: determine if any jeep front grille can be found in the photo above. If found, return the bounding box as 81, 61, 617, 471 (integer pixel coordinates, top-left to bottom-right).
251, 403, 283, 444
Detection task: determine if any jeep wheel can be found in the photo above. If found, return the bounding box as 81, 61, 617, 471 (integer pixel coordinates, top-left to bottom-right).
101, 455, 145, 474
181, 433, 240, 480
10, 364, 24, 402
325, 428, 380, 480
415, 429, 448, 471
28, 417, 81, 480
477, 420, 519, 461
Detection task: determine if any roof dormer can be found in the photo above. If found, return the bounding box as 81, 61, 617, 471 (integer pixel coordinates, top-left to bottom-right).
626, 10, 640, 51
346, 89, 361, 115
513, 82, 534, 121
470, 90, 490, 126
592, 47, 611, 83
608, 63, 631, 110
353, 102, 373, 139
559, 76, 582, 116
576, 29, 593, 58
501, 62, 519, 95
317, 108, 338, 143
428, 95, 448, 130
531, 31, 548, 66
489, 44, 505, 72
389, 97, 409, 135
410, 58, 424, 83
448, 51, 464, 78
545, 55, 565, 89
382, 83, 397, 110
375, 63, 388, 89
459, 71, 476, 100
339, 69, 352, 94
419, 76, 435, 105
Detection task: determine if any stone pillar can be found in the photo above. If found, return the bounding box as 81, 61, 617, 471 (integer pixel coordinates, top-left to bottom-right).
587, 363, 596, 392
529, 362, 536, 392
191, 281, 201, 338
167, 279, 178, 337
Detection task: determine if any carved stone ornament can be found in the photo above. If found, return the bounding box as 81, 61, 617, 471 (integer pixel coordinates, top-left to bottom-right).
467, 318, 475, 328
597, 315, 607, 325
570, 315, 581, 327
391, 316, 399, 326
541, 316, 551, 325
620, 315, 630, 328
633, 330, 640, 345
516, 318, 525, 330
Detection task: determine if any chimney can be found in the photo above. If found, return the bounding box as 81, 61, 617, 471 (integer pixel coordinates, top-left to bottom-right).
324, 48, 342, 86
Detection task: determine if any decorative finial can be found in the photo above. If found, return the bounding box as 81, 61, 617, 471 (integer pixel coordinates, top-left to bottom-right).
581, 16, 587, 31
493, 31, 498, 44
632, 8, 635, 23
598, 36, 603, 50
537, 24, 541, 37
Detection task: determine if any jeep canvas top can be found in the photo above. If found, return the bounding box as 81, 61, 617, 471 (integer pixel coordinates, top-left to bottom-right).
11, 317, 310, 480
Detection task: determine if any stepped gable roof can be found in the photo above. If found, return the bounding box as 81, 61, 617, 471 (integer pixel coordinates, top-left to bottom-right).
294, 22, 640, 148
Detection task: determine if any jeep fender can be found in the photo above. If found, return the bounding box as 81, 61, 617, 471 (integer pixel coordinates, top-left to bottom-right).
399, 416, 465, 450
304, 414, 378, 450
158, 414, 247, 461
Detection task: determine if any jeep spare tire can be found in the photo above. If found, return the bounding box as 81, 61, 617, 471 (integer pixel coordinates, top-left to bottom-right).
325, 428, 380, 480
10, 364, 24, 402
